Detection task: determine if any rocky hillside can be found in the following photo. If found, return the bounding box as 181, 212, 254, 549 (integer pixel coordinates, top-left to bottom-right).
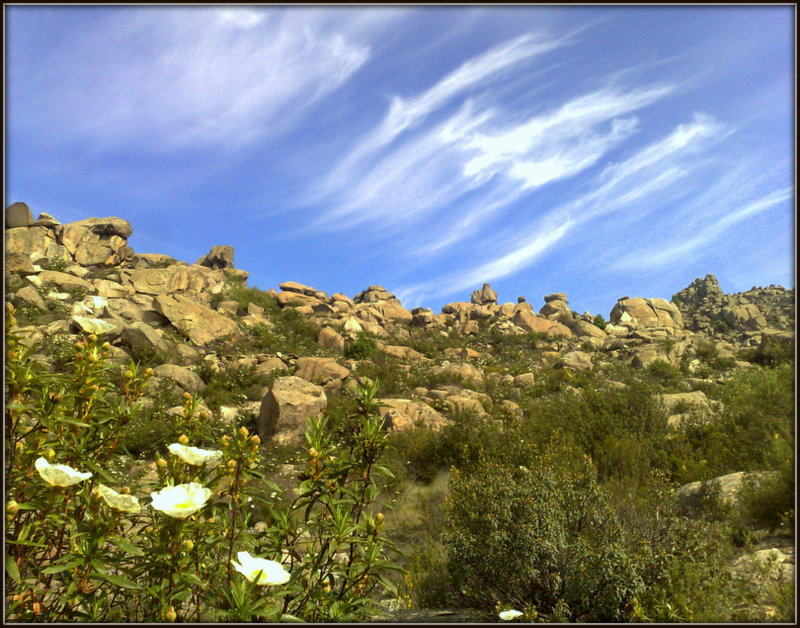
4, 202, 796, 621
672, 273, 794, 340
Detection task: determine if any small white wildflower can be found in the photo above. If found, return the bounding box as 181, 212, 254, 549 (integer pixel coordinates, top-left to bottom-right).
96, 484, 140, 513
231, 551, 290, 585
167, 443, 223, 466
499, 609, 523, 621
151, 483, 211, 519
35, 457, 92, 487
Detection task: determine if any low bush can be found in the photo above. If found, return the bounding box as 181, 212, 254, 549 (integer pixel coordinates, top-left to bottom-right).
200, 363, 270, 412
593, 313, 608, 330
344, 333, 378, 360
446, 449, 643, 621
646, 359, 683, 387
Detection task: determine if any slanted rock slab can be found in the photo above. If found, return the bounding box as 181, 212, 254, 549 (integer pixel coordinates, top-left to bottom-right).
153, 294, 240, 346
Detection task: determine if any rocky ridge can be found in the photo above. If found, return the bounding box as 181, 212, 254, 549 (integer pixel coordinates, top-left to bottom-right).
4, 204, 796, 612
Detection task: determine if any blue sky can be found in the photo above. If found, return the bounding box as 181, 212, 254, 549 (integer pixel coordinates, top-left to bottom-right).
5, 6, 795, 317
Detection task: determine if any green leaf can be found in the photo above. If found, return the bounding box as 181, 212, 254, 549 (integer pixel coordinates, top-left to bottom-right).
181, 572, 206, 587
99, 572, 140, 589
81, 459, 115, 483
57, 418, 91, 428
279, 613, 305, 622
107, 536, 144, 557
6, 555, 21, 584
42, 557, 83, 574
90, 558, 108, 574
373, 465, 394, 479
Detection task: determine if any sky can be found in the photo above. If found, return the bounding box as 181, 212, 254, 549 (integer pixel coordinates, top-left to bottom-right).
5, 5, 795, 317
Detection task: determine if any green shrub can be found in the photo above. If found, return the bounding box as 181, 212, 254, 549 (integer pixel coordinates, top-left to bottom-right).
446, 450, 643, 621
592, 313, 607, 330
201, 363, 270, 411
738, 434, 794, 531
695, 339, 719, 362
753, 335, 795, 366
47, 255, 70, 272
523, 379, 669, 482
344, 333, 378, 360
646, 359, 683, 387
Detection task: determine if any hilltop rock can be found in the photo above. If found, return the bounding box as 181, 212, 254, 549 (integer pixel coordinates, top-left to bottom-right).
58, 217, 133, 266
610, 297, 683, 328
6, 224, 71, 261
194, 245, 234, 270
539, 293, 572, 320
672, 274, 794, 339
512, 308, 573, 337
6, 202, 34, 228
470, 283, 497, 306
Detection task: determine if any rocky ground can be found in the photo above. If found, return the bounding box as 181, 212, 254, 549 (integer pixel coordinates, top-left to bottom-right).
5, 202, 796, 620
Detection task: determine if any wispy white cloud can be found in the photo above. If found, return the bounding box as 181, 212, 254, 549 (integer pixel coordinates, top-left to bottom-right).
17, 8, 370, 152
394, 112, 728, 306
610, 187, 793, 271
312, 80, 675, 242
317, 32, 570, 197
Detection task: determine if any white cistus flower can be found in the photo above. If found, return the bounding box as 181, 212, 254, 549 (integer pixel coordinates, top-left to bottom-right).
34, 457, 92, 487
499, 609, 524, 621
96, 484, 140, 513
231, 551, 290, 586
150, 482, 211, 519
167, 443, 223, 466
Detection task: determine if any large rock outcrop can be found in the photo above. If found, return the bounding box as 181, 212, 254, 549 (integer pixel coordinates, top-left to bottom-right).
152, 294, 240, 346
257, 376, 328, 443
610, 297, 684, 328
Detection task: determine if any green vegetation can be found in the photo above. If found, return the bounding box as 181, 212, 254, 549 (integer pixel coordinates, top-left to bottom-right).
5, 304, 397, 622
593, 313, 607, 330
344, 333, 378, 360
4, 266, 794, 623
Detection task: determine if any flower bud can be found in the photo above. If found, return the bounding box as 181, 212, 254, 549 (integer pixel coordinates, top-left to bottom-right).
183, 539, 194, 551
120, 486, 130, 495
226, 460, 237, 472
177, 434, 189, 445
249, 434, 261, 446
238, 426, 249, 439
15, 441, 24, 453
182, 391, 192, 401
220, 435, 230, 448
165, 606, 177, 622
199, 411, 209, 421
45, 449, 56, 460
156, 457, 168, 470
309, 448, 319, 459
7, 500, 19, 516
87, 334, 97, 343
144, 368, 154, 377
102, 341, 111, 350
124, 370, 134, 379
